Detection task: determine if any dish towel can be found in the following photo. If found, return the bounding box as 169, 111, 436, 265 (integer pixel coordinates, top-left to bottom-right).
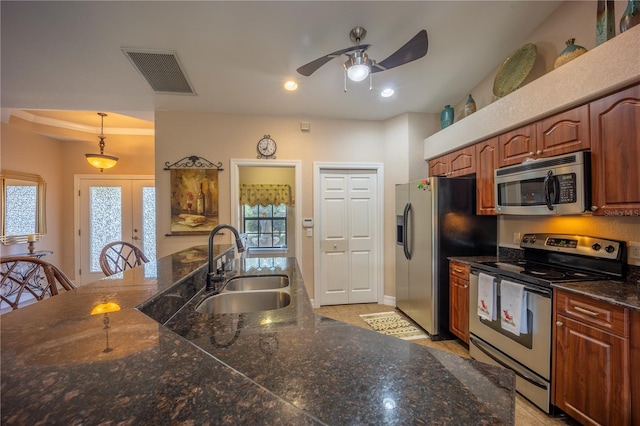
500, 279, 529, 336
477, 273, 497, 321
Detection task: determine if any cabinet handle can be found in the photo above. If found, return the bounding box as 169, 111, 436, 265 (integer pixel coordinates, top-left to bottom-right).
573, 306, 599, 317
536, 150, 542, 155
528, 152, 534, 156
463, 285, 469, 289
453, 268, 464, 273
591, 206, 599, 212
556, 321, 563, 326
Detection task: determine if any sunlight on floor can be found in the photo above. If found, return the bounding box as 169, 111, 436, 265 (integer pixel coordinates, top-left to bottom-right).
314, 303, 578, 426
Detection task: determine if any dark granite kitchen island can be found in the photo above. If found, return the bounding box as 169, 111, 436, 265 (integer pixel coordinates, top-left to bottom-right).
1, 246, 515, 425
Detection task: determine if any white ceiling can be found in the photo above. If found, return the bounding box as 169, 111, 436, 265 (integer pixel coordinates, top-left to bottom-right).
1, 1, 563, 127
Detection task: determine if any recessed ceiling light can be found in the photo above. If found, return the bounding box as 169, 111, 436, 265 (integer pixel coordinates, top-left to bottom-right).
284, 81, 298, 91
381, 88, 395, 98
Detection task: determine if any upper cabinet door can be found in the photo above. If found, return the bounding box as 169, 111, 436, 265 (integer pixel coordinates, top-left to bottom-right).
428, 155, 449, 176
498, 124, 537, 167
475, 138, 498, 215
589, 84, 640, 216
449, 146, 476, 177
537, 104, 591, 156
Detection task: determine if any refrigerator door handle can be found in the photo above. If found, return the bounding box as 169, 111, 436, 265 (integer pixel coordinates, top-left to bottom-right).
403, 202, 412, 260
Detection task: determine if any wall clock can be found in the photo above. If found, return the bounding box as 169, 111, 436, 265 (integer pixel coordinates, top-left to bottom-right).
257, 135, 277, 159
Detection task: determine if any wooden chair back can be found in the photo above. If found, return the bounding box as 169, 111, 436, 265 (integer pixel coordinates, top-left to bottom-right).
0, 256, 76, 312
99, 241, 150, 276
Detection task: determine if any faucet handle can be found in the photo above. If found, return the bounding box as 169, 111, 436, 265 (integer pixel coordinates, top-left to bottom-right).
206, 271, 226, 291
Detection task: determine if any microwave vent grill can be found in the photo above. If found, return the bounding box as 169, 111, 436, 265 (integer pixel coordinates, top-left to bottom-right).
496, 153, 584, 176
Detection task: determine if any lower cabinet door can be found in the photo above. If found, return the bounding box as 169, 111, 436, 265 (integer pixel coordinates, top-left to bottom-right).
449, 276, 469, 344
554, 314, 630, 425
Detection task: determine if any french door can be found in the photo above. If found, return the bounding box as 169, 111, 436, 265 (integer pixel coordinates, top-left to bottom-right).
76, 176, 155, 285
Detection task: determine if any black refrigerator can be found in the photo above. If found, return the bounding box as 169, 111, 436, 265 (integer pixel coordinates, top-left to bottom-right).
395, 177, 497, 340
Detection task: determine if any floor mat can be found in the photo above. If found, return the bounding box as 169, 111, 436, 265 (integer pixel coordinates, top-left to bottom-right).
359, 311, 428, 340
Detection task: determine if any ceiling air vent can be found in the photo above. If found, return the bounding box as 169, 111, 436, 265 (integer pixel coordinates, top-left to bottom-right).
122, 48, 196, 95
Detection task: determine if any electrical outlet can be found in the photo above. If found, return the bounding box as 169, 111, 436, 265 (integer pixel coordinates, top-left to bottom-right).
628, 241, 640, 266
513, 232, 521, 244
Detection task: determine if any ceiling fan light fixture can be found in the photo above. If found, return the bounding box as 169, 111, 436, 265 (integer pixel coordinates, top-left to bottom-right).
85, 112, 119, 172
344, 51, 371, 82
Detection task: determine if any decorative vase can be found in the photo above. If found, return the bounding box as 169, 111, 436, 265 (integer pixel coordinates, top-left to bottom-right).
464, 95, 476, 117
596, 0, 615, 46
554, 38, 588, 69
620, 0, 640, 33
440, 105, 454, 129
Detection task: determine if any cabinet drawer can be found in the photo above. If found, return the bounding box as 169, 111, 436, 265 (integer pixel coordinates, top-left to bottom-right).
555, 290, 628, 337
449, 261, 470, 280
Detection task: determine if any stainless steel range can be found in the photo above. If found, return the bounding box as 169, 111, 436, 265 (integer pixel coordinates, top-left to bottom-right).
468, 233, 626, 414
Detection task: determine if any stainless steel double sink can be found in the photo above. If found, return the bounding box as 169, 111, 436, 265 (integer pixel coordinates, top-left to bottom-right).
196, 274, 291, 315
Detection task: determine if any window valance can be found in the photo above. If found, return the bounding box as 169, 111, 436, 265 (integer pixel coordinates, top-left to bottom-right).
240, 184, 291, 207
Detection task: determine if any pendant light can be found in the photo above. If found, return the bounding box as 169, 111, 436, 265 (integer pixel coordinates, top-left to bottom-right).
85, 112, 118, 171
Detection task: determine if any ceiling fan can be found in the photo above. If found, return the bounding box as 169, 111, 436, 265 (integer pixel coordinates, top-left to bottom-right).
296, 26, 428, 91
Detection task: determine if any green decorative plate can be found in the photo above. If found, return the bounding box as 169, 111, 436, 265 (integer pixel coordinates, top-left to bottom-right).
493, 43, 537, 97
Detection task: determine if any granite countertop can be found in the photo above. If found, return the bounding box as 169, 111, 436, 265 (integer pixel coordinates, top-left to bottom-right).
2, 246, 515, 425
451, 255, 640, 311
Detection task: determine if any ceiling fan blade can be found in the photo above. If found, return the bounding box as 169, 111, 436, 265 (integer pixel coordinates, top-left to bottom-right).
371, 30, 428, 73
297, 44, 371, 76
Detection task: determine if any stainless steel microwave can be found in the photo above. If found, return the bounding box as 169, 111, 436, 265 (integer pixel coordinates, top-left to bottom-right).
494, 152, 591, 215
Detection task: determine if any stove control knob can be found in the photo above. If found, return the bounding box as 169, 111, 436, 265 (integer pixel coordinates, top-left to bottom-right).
592, 243, 601, 251
530, 236, 536, 243
522, 236, 529, 243
605, 245, 615, 253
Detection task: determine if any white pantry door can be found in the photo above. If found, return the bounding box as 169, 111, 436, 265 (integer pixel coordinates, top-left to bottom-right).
318, 169, 378, 305
77, 177, 155, 285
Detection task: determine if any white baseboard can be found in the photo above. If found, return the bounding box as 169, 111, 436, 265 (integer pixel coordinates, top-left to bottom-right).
383, 295, 396, 307
311, 295, 396, 309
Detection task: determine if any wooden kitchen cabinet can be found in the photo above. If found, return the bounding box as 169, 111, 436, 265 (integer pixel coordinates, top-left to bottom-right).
475, 137, 498, 215
449, 260, 470, 344
498, 105, 590, 167
428, 146, 476, 177
589, 83, 640, 216
428, 155, 449, 176
536, 104, 591, 157
553, 290, 630, 426
497, 123, 537, 167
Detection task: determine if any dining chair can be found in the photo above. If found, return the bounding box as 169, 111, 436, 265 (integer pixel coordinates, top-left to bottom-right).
99, 241, 150, 276
0, 256, 76, 312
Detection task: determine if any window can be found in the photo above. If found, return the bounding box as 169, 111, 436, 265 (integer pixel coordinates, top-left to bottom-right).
242, 204, 287, 249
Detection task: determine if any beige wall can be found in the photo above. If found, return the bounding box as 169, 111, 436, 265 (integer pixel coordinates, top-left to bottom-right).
452, 0, 630, 120
155, 111, 428, 298
2, 117, 155, 278
1, 122, 65, 266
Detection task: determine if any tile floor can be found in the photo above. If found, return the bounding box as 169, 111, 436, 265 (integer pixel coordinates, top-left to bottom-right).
314, 303, 580, 426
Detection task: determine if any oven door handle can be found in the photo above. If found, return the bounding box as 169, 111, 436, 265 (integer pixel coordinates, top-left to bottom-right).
471, 271, 552, 299
470, 336, 548, 390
